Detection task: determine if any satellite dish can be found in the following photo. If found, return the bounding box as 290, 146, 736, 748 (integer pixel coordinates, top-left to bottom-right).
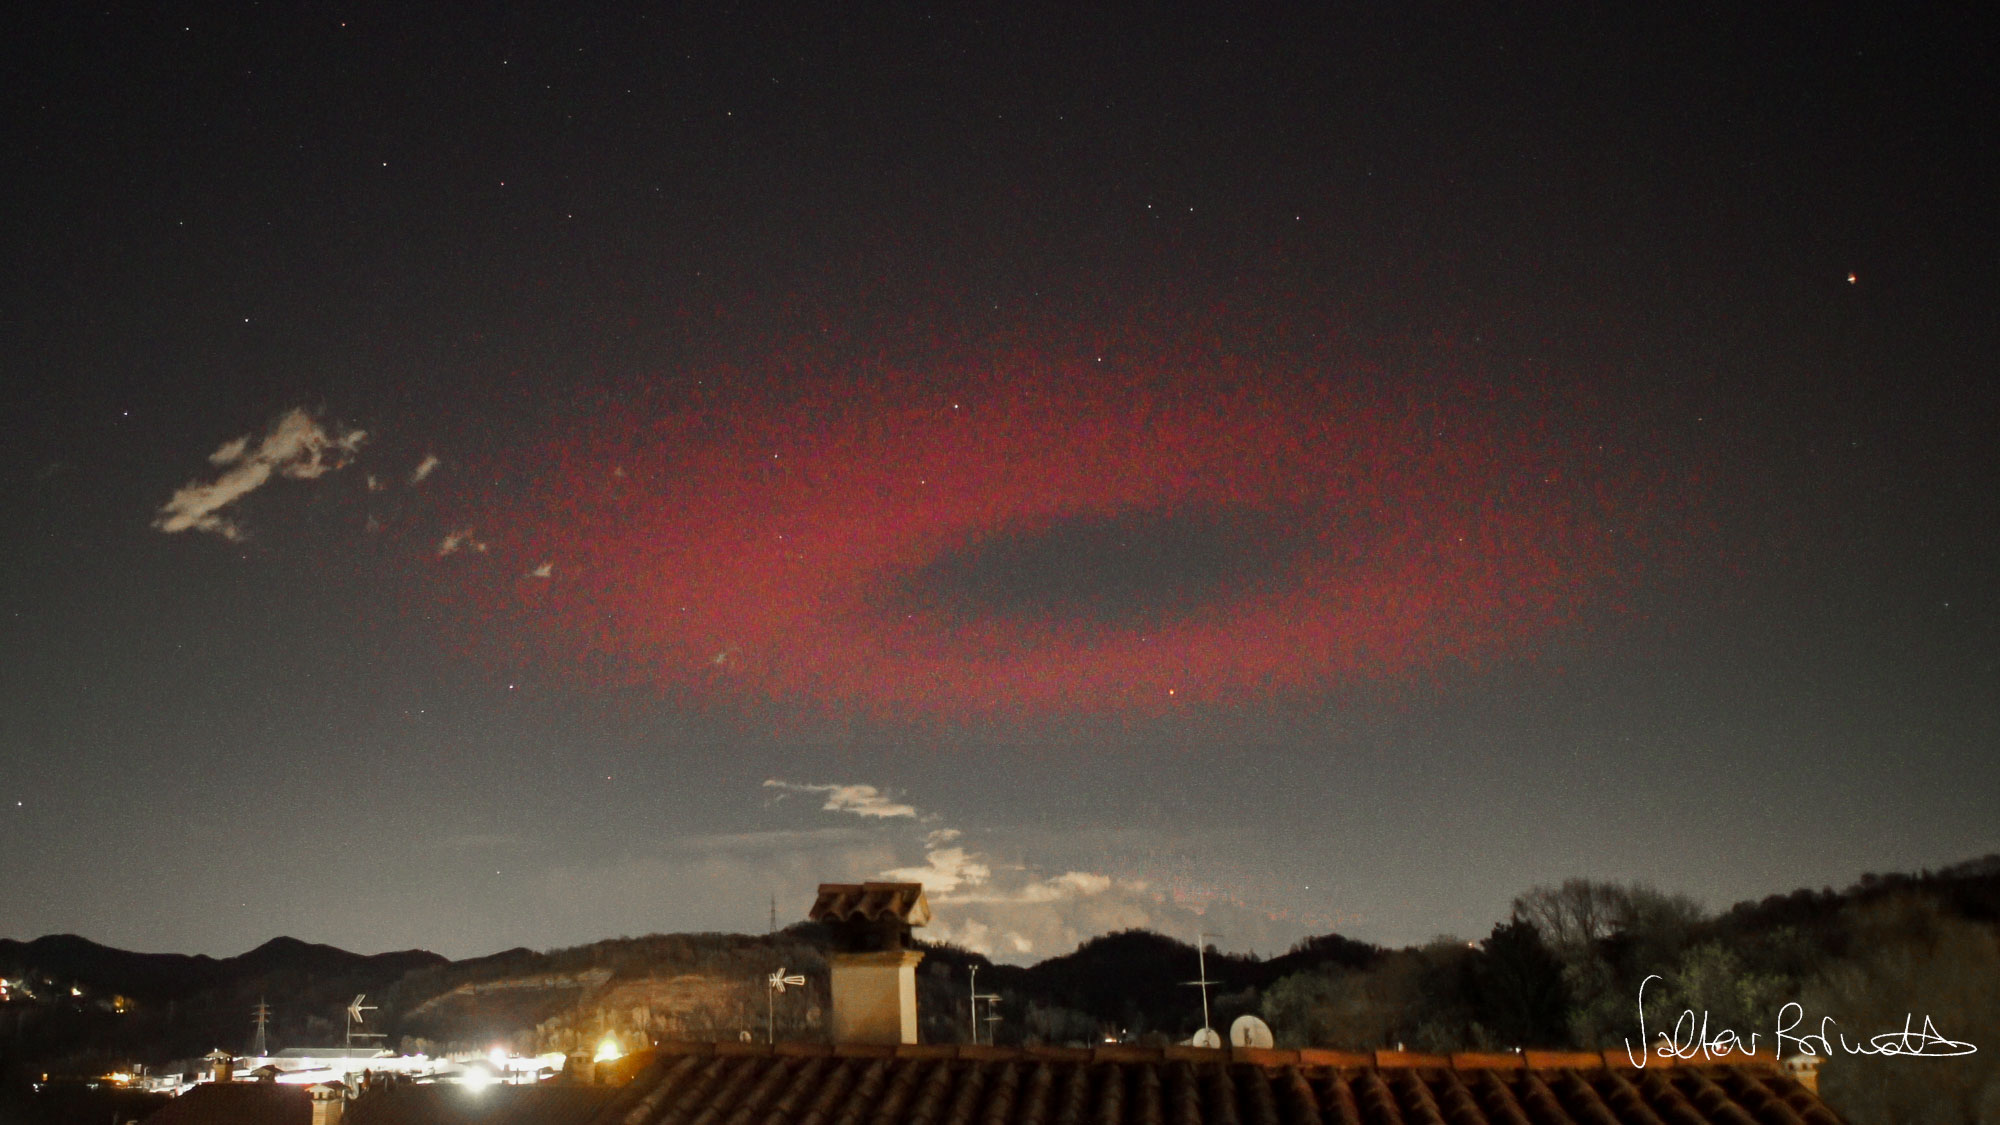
1229, 1015, 1275, 1049
1190, 1027, 1222, 1049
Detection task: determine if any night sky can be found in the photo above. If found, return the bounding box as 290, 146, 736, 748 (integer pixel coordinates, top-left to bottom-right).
3, 3, 1994, 964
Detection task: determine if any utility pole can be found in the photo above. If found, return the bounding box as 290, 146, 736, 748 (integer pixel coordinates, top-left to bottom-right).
251, 998, 271, 1057
1182, 932, 1222, 1042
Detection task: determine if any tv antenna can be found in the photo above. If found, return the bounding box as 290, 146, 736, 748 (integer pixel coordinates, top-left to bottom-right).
1181, 931, 1222, 1047
251, 997, 272, 1057
765, 967, 804, 1045
978, 995, 1002, 1044
967, 962, 1005, 1045
344, 994, 384, 1050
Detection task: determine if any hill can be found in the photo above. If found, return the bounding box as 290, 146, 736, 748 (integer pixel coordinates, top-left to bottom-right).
2, 854, 1994, 1075
0, 935, 446, 1076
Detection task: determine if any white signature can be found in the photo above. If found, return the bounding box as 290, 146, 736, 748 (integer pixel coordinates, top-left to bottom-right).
1623, 974, 1978, 1066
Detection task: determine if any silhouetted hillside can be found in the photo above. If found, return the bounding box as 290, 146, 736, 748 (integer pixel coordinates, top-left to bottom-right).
4, 853, 1996, 1085
0, 935, 447, 1075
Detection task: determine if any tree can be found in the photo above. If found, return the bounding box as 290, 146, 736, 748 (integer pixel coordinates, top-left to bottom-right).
1801, 898, 2000, 1125
1512, 880, 1630, 957
1466, 919, 1570, 1048
1512, 880, 1706, 1046
1665, 942, 1793, 1043
1260, 944, 1475, 1052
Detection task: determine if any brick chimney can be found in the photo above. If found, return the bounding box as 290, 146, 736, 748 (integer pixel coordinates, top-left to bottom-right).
309, 1082, 346, 1125
1781, 1054, 1824, 1094
808, 882, 930, 1046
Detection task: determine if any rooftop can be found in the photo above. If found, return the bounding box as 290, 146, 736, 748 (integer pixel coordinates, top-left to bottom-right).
140, 1082, 615, 1125
138, 1082, 310, 1125
582, 1040, 1844, 1125
348, 1084, 614, 1125
808, 882, 933, 927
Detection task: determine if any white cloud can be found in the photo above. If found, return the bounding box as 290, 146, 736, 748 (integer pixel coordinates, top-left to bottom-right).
209, 436, 251, 466
880, 846, 991, 894
944, 870, 1115, 905
766, 779, 1173, 960
155, 408, 367, 539
409, 453, 441, 485
762, 779, 917, 819
438, 528, 488, 557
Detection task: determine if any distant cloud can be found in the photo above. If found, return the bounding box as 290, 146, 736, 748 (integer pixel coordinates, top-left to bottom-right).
673, 826, 875, 854
438, 528, 489, 557
763, 779, 917, 819
880, 846, 991, 894
154, 408, 366, 539
946, 870, 1115, 905
410, 453, 441, 485
208, 436, 251, 465
765, 778, 1165, 959
764, 779, 1307, 962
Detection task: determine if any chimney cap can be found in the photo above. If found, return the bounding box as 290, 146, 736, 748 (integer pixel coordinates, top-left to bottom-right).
810, 883, 932, 928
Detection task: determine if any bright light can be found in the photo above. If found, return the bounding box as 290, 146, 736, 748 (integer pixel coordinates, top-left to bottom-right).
593, 1035, 622, 1063
487, 1047, 508, 1069
461, 1067, 494, 1091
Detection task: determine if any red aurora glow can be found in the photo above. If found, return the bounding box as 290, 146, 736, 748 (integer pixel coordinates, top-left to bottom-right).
436, 347, 1646, 718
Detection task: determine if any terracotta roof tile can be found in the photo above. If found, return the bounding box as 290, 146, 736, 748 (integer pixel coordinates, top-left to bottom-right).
1296, 1049, 1373, 1069
808, 883, 932, 928
1467, 1067, 1534, 1125
577, 1044, 1842, 1125
1375, 1050, 1453, 1070
1451, 1053, 1527, 1072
